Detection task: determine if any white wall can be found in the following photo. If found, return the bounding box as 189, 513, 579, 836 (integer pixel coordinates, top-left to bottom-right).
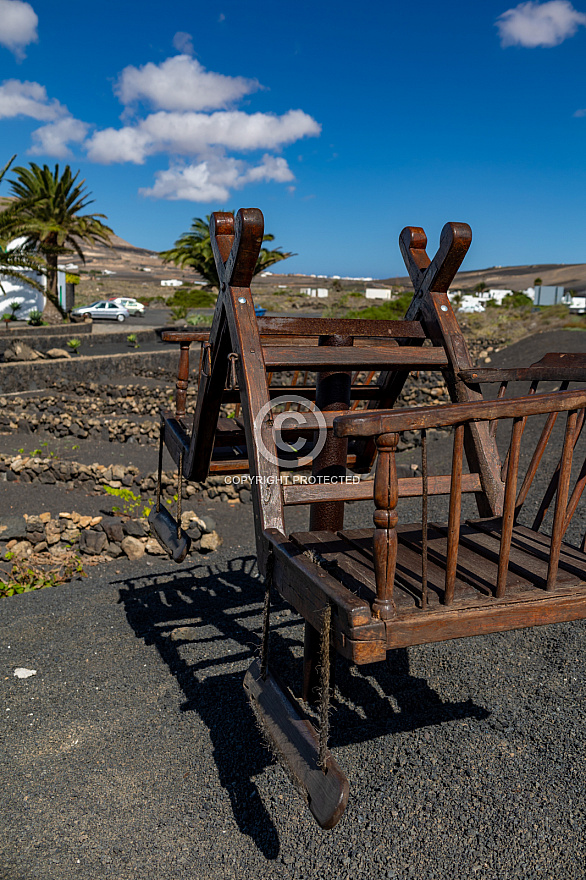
365, 288, 391, 300
0, 269, 46, 319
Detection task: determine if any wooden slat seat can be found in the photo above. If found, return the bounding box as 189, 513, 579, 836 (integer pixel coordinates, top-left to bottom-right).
286, 521, 586, 653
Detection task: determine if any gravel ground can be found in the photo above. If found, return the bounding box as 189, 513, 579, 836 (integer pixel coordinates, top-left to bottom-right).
2, 330, 586, 879
2, 493, 586, 879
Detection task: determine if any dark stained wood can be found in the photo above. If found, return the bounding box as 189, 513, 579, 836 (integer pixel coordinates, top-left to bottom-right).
150, 208, 586, 830
334, 389, 586, 436
390, 221, 504, 518
444, 424, 464, 605
162, 318, 426, 343
243, 659, 349, 829
384, 589, 586, 649
175, 342, 191, 419
459, 352, 586, 385
372, 433, 399, 619
497, 416, 525, 597
461, 520, 586, 588
309, 334, 353, 533
263, 345, 448, 371
547, 410, 578, 590
282, 472, 482, 506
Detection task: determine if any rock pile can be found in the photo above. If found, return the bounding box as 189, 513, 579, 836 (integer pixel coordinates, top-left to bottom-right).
2, 341, 72, 362
0, 510, 221, 562
0, 453, 253, 504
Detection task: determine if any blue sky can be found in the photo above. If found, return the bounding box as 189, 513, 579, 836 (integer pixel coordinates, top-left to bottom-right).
2, 0, 586, 278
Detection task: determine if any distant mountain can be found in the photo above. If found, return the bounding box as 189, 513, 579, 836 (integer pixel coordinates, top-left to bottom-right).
383, 262, 586, 294
4, 201, 586, 292
73, 233, 203, 284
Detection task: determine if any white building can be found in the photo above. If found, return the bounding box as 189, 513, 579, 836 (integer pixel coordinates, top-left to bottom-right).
365, 287, 392, 300
301, 287, 329, 298
161, 279, 183, 287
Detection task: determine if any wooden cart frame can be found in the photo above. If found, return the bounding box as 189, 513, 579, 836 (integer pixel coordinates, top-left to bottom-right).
153, 209, 586, 828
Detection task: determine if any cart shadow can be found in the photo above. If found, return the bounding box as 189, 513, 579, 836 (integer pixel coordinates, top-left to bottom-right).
118, 555, 489, 856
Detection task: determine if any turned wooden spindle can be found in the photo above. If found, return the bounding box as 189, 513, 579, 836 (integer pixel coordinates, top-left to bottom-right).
175, 342, 191, 419
372, 432, 399, 620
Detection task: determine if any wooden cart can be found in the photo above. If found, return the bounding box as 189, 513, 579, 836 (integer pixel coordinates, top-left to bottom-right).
153, 209, 586, 829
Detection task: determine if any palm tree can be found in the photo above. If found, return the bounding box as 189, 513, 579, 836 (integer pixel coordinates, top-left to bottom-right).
6, 163, 113, 317
160, 214, 295, 288
0, 156, 45, 297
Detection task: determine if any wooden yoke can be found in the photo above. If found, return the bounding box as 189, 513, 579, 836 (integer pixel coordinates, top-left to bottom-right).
378, 223, 503, 515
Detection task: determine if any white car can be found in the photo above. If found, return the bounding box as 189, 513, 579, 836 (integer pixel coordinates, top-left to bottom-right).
109, 297, 145, 316
71, 300, 130, 322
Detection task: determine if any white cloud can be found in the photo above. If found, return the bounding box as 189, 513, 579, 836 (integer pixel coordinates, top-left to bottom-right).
172, 31, 194, 55
0, 0, 38, 59
0, 78, 88, 157
497, 0, 586, 47
85, 109, 321, 164
85, 126, 150, 164
139, 154, 295, 202
0, 79, 66, 121
29, 117, 90, 158
115, 54, 259, 112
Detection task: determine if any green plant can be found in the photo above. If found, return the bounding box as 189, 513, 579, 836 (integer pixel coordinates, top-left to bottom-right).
5, 162, 113, 318
502, 292, 533, 309
0, 156, 46, 297
27, 309, 46, 326
126, 333, 139, 348
0, 554, 86, 598
186, 313, 211, 327
67, 337, 82, 353
65, 273, 80, 285
160, 213, 295, 288
102, 485, 152, 518
167, 287, 216, 322
346, 291, 413, 321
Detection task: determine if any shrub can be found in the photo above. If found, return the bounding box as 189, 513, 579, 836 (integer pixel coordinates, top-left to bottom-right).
346, 291, 413, 321
0, 555, 86, 598
186, 314, 211, 327
502, 292, 532, 309
27, 309, 46, 326
167, 287, 216, 321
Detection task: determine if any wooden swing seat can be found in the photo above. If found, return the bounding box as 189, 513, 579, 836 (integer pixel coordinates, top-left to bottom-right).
155, 208, 586, 829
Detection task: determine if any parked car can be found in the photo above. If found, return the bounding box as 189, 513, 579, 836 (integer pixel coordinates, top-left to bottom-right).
71, 300, 130, 322
108, 297, 145, 316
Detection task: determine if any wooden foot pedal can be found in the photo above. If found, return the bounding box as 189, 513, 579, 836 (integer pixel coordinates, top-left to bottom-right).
243, 658, 349, 829
148, 507, 191, 563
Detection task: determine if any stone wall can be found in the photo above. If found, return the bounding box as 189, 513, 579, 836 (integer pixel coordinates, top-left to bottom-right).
0, 508, 222, 564
0, 349, 181, 394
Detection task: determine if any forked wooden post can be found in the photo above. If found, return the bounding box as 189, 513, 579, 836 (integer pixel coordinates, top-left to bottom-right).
372, 432, 399, 619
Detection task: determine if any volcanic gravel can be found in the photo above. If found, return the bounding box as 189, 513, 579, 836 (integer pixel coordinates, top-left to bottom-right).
2, 330, 586, 878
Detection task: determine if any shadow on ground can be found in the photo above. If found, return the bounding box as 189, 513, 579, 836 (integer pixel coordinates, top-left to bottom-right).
117, 555, 489, 856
